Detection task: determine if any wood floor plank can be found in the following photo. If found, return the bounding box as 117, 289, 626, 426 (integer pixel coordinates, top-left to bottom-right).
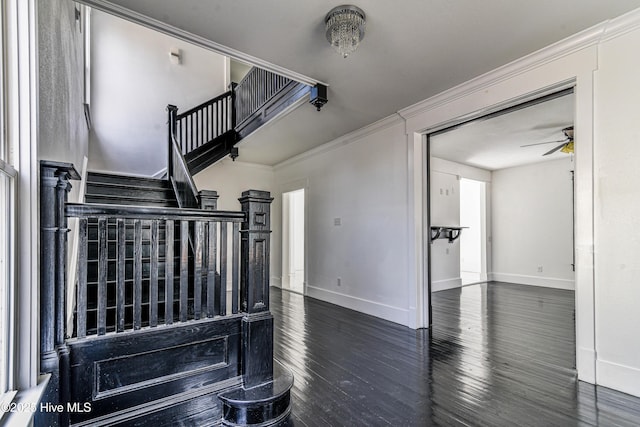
271, 282, 640, 426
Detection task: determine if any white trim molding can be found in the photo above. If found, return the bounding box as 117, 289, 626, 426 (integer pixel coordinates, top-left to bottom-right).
306, 285, 410, 327
431, 278, 462, 293
151, 167, 167, 179
275, 113, 404, 170
6, 0, 39, 392
600, 7, 640, 42
596, 359, 640, 398
270, 276, 282, 289
489, 273, 575, 291
398, 20, 609, 122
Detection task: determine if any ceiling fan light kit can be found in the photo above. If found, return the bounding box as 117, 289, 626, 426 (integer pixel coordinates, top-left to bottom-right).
325, 5, 366, 58
521, 126, 575, 156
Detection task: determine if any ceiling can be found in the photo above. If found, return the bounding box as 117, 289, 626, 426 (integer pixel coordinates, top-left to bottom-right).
98, 0, 640, 166
430, 92, 574, 171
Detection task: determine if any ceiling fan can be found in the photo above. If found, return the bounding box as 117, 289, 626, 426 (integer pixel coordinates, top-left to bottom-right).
520, 126, 574, 156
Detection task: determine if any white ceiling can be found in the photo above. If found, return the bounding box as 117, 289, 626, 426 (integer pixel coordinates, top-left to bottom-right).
430, 92, 574, 171
97, 1, 640, 166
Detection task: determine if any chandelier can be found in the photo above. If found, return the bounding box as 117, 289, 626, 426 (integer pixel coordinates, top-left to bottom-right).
325, 5, 366, 58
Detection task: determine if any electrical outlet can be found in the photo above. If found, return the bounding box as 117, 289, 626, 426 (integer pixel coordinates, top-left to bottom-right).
537, 266, 543, 272
446, 248, 450, 255
337, 277, 342, 286
334, 217, 341, 226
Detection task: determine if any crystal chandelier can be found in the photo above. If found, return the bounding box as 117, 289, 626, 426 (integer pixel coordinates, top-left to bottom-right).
325, 5, 366, 58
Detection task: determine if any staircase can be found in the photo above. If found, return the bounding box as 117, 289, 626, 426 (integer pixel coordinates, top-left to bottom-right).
37, 66, 312, 427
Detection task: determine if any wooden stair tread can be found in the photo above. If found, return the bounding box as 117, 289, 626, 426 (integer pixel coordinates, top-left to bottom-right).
87, 171, 169, 187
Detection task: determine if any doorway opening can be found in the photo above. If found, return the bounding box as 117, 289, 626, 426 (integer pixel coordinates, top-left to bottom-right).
459, 178, 487, 286
282, 189, 305, 294
426, 87, 576, 331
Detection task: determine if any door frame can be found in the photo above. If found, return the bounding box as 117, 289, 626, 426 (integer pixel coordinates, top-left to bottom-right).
404, 44, 598, 384
280, 179, 308, 295
426, 87, 573, 294
458, 177, 488, 286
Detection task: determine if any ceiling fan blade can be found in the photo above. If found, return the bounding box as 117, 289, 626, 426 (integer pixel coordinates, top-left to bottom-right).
543, 143, 566, 156
520, 138, 566, 148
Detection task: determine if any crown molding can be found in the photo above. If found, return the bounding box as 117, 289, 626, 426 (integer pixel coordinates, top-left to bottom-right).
274, 113, 405, 170
398, 8, 640, 121
77, 0, 325, 87
601, 7, 640, 42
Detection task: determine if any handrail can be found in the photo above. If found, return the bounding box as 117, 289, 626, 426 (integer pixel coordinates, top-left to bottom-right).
177, 90, 232, 119
168, 105, 200, 209
171, 132, 200, 206
66, 202, 246, 221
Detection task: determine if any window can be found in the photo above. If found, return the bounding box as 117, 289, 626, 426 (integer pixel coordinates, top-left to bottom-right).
0, 2, 16, 397
1, 0, 18, 403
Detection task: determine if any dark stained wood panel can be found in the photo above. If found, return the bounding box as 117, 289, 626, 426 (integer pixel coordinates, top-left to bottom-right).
270, 282, 640, 426
67, 316, 242, 425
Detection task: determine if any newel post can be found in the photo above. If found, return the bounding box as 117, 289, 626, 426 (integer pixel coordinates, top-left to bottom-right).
199, 190, 219, 210
167, 104, 178, 177
230, 82, 238, 130
239, 190, 274, 387
40, 161, 80, 426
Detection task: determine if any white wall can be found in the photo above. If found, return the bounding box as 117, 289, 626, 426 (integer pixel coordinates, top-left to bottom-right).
430, 171, 459, 226
38, 0, 91, 338
490, 158, 575, 289
38, 0, 89, 172
593, 23, 640, 397
429, 171, 461, 291
274, 118, 411, 326
89, 10, 227, 176
430, 158, 491, 291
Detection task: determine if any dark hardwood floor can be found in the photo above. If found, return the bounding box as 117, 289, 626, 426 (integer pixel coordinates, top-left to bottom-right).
271, 282, 640, 426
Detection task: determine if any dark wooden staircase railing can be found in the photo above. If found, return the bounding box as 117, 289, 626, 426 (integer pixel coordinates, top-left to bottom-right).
167, 67, 324, 180
38, 161, 291, 427
71, 203, 244, 337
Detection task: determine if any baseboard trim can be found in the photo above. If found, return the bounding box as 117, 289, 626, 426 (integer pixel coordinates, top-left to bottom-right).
489, 273, 575, 290
306, 285, 409, 327
270, 276, 282, 289
152, 167, 167, 179
432, 277, 462, 292
577, 346, 596, 383
596, 359, 640, 398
